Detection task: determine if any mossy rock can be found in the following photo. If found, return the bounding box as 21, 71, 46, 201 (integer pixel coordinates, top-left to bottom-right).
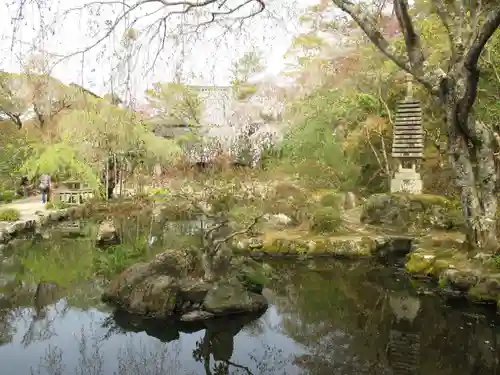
361, 193, 463, 231
233, 258, 269, 294
468, 276, 500, 302
405, 252, 436, 275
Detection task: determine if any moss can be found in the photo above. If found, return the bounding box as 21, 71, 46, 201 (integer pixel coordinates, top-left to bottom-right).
405, 253, 435, 275
468, 276, 500, 302
311, 206, 344, 234
236, 259, 269, 293
431, 259, 451, 277
406, 194, 450, 207
0, 208, 21, 221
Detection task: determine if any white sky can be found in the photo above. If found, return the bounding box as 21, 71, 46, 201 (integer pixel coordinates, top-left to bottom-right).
0, 0, 316, 103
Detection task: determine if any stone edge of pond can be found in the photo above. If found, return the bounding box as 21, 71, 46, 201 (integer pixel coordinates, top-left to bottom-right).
237, 234, 415, 260
405, 247, 500, 313
0, 205, 88, 249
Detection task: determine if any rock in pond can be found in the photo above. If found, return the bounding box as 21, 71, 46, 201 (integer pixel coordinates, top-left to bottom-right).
102, 250, 269, 322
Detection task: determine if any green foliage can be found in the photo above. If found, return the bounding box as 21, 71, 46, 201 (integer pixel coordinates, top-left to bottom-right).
231, 50, 265, 84
93, 237, 151, 277
493, 254, 500, 269
20, 239, 95, 286
45, 200, 70, 210
0, 122, 33, 189
319, 193, 343, 208
235, 84, 258, 101
149, 187, 171, 196
21, 142, 100, 189
311, 206, 343, 234
145, 82, 203, 128
278, 110, 360, 190
0, 208, 21, 221
0, 190, 16, 203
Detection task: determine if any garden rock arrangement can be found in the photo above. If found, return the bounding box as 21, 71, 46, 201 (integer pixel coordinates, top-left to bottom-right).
360, 193, 463, 231
0, 205, 88, 248
102, 250, 269, 322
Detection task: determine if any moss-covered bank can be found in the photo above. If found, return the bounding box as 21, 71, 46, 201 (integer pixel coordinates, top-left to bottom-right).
405, 232, 500, 309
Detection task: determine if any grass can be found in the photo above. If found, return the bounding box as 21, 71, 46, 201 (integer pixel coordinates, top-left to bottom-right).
46, 200, 71, 210
0, 207, 21, 221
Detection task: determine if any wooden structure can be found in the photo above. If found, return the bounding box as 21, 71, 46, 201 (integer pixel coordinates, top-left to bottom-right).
55, 180, 94, 205
390, 77, 424, 194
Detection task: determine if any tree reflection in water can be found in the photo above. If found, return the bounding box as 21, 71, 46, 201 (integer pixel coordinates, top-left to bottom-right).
108, 310, 287, 375
270, 260, 500, 375
2, 253, 500, 375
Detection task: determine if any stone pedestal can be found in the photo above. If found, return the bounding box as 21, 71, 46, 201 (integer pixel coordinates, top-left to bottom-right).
390, 168, 423, 194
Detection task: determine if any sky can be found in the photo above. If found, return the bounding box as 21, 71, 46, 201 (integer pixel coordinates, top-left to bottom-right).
0, 0, 315, 103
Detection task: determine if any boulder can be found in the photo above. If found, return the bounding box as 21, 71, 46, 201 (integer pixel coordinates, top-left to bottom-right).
203, 279, 268, 315
361, 193, 463, 231
102, 250, 269, 321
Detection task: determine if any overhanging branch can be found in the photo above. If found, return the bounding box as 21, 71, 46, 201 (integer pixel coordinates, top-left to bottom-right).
464, 7, 500, 69
331, 0, 438, 92
393, 0, 425, 71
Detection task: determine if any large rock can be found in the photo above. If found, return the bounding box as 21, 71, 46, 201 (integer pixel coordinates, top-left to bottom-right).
102, 250, 269, 321
203, 280, 267, 315
361, 193, 463, 231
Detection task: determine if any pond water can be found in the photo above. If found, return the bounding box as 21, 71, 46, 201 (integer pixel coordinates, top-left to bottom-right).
0, 220, 499, 375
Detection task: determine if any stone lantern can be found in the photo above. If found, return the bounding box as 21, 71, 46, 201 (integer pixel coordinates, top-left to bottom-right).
390, 77, 424, 194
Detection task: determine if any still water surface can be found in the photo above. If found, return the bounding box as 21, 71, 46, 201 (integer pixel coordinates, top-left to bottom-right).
0, 221, 499, 375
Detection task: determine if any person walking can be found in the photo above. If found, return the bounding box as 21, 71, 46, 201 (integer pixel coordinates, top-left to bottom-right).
39, 173, 51, 203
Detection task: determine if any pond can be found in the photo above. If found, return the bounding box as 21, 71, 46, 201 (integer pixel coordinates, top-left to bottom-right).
0, 219, 499, 375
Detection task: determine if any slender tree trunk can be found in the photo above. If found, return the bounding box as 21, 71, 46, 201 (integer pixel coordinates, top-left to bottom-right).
444, 70, 498, 253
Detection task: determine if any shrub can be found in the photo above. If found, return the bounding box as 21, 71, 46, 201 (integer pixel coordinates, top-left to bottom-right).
0, 190, 16, 203
149, 187, 170, 196
45, 201, 70, 210
0, 208, 21, 221
319, 193, 343, 209
272, 182, 308, 202
311, 206, 344, 234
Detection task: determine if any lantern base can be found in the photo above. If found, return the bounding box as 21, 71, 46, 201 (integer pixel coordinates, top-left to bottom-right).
390, 168, 423, 194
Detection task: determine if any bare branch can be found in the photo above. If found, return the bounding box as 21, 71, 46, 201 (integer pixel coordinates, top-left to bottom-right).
49, 0, 266, 71
331, 0, 440, 92
393, 0, 425, 71
464, 6, 500, 69
210, 214, 262, 255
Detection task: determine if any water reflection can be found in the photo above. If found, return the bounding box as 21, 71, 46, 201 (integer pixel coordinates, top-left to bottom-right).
0, 231, 499, 374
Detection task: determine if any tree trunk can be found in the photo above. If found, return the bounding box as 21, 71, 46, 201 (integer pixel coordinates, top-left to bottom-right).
443, 71, 498, 253
202, 253, 215, 282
